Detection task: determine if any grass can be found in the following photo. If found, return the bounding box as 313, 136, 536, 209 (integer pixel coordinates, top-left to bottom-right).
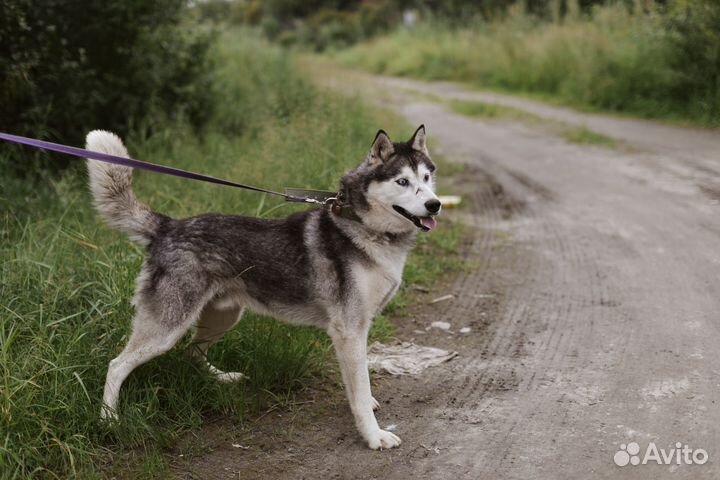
561, 126, 617, 147
334, 3, 720, 126
0, 29, 464, 478
446, 98, 618, 148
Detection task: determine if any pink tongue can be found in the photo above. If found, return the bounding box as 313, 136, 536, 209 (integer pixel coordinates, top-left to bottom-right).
420, 216, 437, 231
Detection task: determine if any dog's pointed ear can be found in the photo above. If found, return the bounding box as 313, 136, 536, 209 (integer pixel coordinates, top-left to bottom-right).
367, 130, 394, 166
410, 124, 428, 155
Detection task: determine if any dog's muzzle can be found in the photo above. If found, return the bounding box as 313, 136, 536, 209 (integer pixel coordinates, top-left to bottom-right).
392, 205, 438, 232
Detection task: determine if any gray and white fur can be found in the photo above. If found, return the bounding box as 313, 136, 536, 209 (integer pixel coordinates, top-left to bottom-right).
86, 126, 441, 450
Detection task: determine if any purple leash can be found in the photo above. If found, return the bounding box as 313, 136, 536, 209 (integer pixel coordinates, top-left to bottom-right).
0, 132, 325, 204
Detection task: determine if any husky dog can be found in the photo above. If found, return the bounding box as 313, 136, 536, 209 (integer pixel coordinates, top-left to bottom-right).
86, 125, 440, 450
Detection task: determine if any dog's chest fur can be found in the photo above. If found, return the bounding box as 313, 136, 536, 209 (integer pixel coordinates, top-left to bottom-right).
324, 211, 415, 319
350, 243, 407, 319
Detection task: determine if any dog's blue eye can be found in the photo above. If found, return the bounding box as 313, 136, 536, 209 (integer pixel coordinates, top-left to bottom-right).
396, 178, 409, 187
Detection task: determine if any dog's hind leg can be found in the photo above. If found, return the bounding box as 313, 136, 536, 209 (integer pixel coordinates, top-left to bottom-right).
101, 286, 213, 421
188, 304, 246, 383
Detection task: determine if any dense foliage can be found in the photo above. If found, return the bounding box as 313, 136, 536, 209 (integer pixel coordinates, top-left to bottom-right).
0, 0, 214, 173
666, 0, 720, 121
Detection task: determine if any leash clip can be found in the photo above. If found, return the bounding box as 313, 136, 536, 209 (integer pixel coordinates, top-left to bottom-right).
284, 187, 338, 206
327, 190, 345, 214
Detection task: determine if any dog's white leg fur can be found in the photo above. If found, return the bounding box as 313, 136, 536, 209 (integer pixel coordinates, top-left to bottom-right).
368, 358, 380, 411
101, 309, 197, 420
189, 304, 246, 383
329, 325, 401, 450
101, 288, 216, 421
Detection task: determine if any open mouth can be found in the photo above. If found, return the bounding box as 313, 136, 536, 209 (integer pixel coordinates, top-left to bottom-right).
392, 205, 438, 232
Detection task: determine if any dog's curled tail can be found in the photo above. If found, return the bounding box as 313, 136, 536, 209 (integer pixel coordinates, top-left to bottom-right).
86, 130, 163, 247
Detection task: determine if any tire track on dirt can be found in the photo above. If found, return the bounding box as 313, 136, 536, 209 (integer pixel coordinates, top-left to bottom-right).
442, 165, 537, 413
397, 105, 636, 476
463, 182, 579, 473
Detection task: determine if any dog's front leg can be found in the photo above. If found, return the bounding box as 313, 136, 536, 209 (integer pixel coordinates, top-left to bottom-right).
329, 327, 401, 450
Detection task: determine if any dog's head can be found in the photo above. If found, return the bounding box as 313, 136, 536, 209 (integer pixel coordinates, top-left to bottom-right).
341, 125, 441, 234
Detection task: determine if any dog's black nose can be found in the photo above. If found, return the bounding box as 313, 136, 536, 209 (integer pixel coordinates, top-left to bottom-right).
425, 199, 441, 214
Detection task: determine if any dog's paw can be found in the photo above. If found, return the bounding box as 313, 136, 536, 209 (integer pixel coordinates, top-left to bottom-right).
367, 429, 402, 450
207, 363, 247, 383
215, 371, 247, 383
100, 405, 119, 423
371, 396, 380, 411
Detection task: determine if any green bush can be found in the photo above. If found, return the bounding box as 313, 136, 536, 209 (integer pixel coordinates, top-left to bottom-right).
665, 0, 720, 120
0, 1, 214, 174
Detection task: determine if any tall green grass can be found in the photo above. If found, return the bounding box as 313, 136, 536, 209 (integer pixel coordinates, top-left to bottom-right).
0, 29, 460, 478
336, 3, 719, 125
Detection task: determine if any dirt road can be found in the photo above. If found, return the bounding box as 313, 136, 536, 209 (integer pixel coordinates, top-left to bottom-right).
176, 74, 720, 479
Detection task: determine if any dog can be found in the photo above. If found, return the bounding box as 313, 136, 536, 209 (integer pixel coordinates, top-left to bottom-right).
86, 125, 441, 450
